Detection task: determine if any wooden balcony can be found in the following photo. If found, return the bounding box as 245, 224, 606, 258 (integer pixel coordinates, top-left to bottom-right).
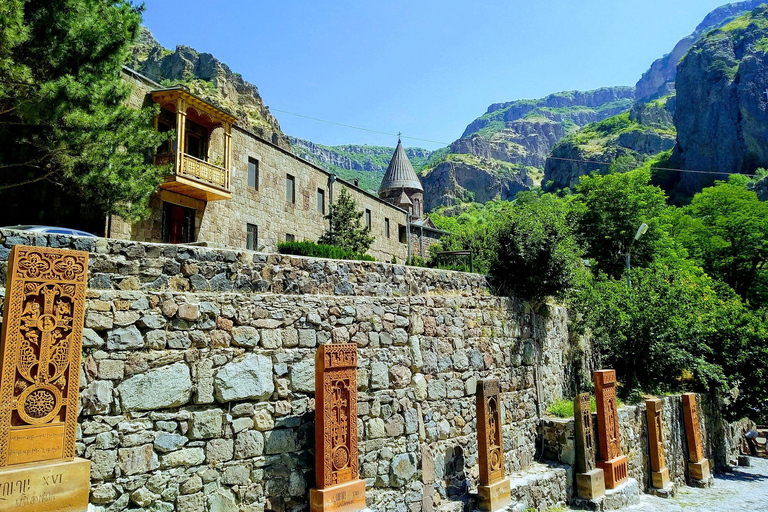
157, 152, 231, 201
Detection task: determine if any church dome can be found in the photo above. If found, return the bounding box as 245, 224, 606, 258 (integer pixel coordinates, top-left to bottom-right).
378, 139, 424, 194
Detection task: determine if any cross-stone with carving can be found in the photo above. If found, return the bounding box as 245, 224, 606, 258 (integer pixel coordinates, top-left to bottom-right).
594, 370, 628, 489
682, 393, 710, 481
477, 378, 511, 511
646, 399, 670, 489
574, 392, 604, 499
310, 344, 366, 512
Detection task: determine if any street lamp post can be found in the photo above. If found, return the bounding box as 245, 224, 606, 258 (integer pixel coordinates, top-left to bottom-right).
626, 223, 649, 288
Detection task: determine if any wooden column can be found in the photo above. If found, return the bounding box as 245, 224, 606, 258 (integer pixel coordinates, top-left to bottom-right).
594, 370, 628, 489
646, 399, 671, 489
223, 122, 232, 189
175, 97, 187, 175
682, 393, 710, 481
0, 245, 91, 511
310, 344, 366, 512
477, 379, 511, 511
574, 393, 604, 499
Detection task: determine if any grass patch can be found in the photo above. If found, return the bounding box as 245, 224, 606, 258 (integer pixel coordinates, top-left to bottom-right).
277, 241, 375, 262
546, 395, 624, 418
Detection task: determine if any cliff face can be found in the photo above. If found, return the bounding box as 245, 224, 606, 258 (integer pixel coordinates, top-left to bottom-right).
128, 29, 289, 148
420, 155, 533, 211
635, 0, 764, 102
543, 101, 677, 190
672, 5, 768, 193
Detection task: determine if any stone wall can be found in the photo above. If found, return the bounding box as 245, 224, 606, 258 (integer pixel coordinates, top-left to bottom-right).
114, 70, 410, 263
540, 394, 718, 495
0, 231, 573, 512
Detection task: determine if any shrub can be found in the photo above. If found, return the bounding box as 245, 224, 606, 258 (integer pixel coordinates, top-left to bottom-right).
277, 241, 375, 262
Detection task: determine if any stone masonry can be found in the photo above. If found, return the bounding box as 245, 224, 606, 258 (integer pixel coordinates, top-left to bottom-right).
0, 230, 573, 512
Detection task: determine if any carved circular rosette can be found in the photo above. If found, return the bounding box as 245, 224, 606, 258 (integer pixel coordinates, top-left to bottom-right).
17, 383, 62, 425
490, 447, 502, 470
332, 445, 350, 471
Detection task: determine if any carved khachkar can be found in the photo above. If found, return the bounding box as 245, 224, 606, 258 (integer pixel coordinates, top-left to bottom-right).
476, 379, 511, 511
682, 393, 710, 481
646, 399, 670, 489
594, 370, 628, 489
574, 393, 604, 499
0, 245, 88, 467
310, 344, 366, 512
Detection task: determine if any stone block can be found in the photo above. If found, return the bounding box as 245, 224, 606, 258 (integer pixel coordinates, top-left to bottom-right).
119, 444, 159, 476
205, 438, 234, 464
309, 479, 366, 512
234, 430, 264, 459
231, 326, 259, 347
651, 467, 670, 490
119, 362, 192, 411
576, 469, 605, 500
189, 410, 223, 439
107, 325, 144, 350
290, 358, 315, 393
214, 354, 274, 402
689, 459, 710, 481
478, 477, 511, 511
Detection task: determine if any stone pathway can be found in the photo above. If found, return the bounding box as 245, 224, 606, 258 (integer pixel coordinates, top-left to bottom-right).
574, 457, 768, 512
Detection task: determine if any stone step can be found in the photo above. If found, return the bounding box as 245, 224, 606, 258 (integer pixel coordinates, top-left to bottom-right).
506, 462, 570, 511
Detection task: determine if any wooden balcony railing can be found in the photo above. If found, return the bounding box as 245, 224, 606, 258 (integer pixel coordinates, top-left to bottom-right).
155, 152, 231, 201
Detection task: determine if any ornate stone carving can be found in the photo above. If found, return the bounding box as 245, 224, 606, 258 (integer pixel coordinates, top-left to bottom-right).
477, 379, 505, 486
476, 378, 511, 511
311, 344, 365, 512
646, 398, 670, 489
594, 370, 628, 489
682, 393, 710, 481
0, 246, 88, 467
574, 392, 596, 474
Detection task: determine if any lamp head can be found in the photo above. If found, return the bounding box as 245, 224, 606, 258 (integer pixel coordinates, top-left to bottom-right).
634, 223, 649, 241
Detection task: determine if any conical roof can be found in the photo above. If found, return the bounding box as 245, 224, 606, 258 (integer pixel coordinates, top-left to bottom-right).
379, 140, 424, 193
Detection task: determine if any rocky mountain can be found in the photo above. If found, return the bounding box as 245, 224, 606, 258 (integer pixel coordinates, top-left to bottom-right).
420, 87, 634, 210
543, 99, 677, 190
288, 137, 433, 192
671, 5, 768, 194
635, 0, 764, 102
128, 28, 290, 148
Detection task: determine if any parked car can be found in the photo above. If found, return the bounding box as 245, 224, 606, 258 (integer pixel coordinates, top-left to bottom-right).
0, 225, 97, 237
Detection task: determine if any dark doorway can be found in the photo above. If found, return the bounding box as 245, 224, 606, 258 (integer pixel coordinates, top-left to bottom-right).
162, 202, 195, 244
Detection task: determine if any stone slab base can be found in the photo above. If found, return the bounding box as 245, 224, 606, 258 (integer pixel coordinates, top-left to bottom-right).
650, 467, 670, 490
310, 479, 367, 512
478, 478, 512, 511
601, 477, 640, 511
688, 473, 714, 489
688, 459, 710, 481
576, 469, 605, 500
648, 482, 676, 498
0, 457, 90, 512
503, 462, 569, 511
738, 455, 752, 467
596, 455, 628, 489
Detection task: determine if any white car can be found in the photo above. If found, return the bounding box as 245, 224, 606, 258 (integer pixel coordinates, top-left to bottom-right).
1, 225, 97, 237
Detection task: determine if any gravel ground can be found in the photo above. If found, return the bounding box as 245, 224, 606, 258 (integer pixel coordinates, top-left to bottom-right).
602, 457, 768, 512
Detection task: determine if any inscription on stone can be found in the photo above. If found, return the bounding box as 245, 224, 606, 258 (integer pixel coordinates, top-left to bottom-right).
682, 393, 704, 463
574, 392, 595, 474
0, 246, 88, 467
646, 399, 666, 471
594, 370, 628, 489
0, 457, 90, 512
477, 379, 505, 486
311, 343, 366, 512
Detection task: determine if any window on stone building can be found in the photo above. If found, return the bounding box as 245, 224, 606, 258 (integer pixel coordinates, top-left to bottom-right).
365, 209, 371, 230
317, 188, 325, 214
399, 225, 407, 244
286, 233, 295, 242
286, 174, 295, 203
248, 158, 259, 190
385, 218, 390, 238
246, 223, 258, 250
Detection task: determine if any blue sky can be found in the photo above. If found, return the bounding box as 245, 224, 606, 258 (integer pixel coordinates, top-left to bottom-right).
142, 1, 730, 150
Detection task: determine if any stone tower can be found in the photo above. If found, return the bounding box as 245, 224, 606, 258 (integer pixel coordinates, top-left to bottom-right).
378, 139, 425, 220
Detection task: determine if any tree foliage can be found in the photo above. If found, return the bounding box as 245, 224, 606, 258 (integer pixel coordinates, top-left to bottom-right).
318, 187, 374, 254
0, 0, 170, 221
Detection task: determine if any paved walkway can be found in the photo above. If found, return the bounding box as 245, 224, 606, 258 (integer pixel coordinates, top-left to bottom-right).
620, 457, 768, 512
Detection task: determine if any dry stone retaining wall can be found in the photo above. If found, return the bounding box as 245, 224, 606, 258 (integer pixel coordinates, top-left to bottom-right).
0, 231, 573, 512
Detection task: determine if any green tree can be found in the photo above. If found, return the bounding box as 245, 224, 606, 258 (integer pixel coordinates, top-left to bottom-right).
0, 0, 170, 221
490, 194, 584, 304
318, 187, 374, 254
675, 179, 768, 306
575, 169, 668, 278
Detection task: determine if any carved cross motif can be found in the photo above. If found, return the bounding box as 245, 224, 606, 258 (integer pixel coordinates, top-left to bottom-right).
594, 370, 623, 462
477, 379, 505, 486
682, 393, 705, 463
574, 392, 596, 473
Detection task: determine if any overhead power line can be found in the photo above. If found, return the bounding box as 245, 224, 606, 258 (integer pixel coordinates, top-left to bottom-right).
546, 156, 757, 177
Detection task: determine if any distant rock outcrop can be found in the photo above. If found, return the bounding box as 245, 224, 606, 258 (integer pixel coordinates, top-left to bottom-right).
672, 5, 768, 193
635, 0, 764, 102
128, 28, 289, 148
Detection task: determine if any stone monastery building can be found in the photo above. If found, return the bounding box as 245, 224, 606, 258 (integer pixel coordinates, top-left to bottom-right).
109, 68, 445, 262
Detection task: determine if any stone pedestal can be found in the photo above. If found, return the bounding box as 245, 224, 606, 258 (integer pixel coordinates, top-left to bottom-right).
596, 455, 628, 490
310, 479, 366, 512
688, 459, 710, 481
651, 467, 670, 489
478, 478, 511, 511
576, 468, 605, 500
602, 478, 640, 510
0, 457, 90, 512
